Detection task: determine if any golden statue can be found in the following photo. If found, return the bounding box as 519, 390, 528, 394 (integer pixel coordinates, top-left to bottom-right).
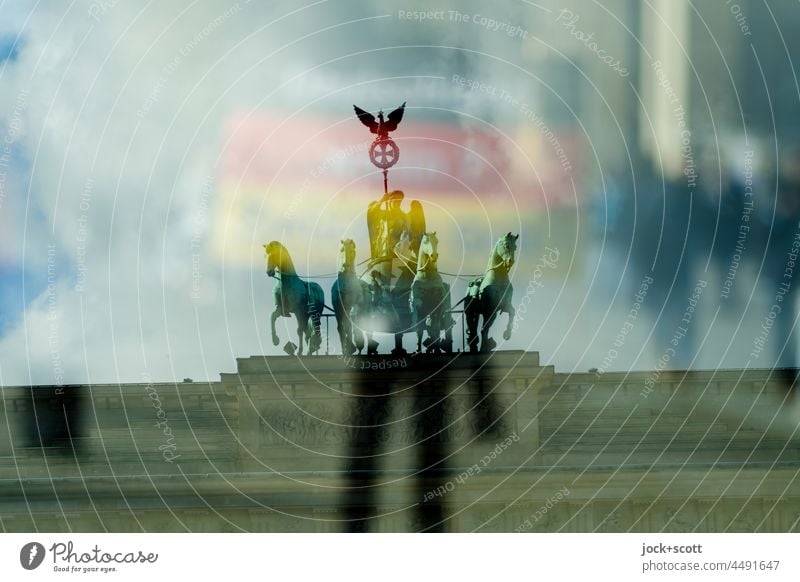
366, 189, 426, 261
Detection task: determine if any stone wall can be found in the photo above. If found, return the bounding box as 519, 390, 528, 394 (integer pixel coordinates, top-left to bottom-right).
0, 352, 797, 532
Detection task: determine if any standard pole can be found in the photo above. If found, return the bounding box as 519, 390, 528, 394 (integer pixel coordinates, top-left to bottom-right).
383, 167, 390, 260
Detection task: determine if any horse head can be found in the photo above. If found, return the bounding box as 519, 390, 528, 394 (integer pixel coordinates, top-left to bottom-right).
394, 231, 414, 262
496, 232, 519, 271
419, 231, 439, 268
263, 241, 287, 277
338, 239, 357, 271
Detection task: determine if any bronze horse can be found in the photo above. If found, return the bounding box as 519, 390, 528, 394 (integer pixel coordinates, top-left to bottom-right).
264, 241, 325, 356
409, 232, 453, 353
464, 233, 518, 352
331, 239, 369, 355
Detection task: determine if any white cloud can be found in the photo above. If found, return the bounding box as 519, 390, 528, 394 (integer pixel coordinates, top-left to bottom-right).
0, 1, 296, 384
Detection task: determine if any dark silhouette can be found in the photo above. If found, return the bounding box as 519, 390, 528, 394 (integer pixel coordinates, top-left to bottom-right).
760, 151, 800, 369
630, 164, 701, 369
25, 386, 85, 454
341, 357, 451, 532
353, 102, 406, 141
340, 353, 506, 532
464, 233, 518, 352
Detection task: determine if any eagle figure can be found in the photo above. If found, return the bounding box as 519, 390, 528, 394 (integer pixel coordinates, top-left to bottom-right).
353, 102, 406, 141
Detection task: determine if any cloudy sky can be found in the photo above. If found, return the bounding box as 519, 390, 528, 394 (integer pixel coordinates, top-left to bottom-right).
0, 0, 794, 385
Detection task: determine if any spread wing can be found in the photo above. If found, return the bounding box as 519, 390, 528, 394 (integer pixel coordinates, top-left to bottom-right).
408, 199, 425, 255
353, 104, 378, 134
384, 101, 406, 132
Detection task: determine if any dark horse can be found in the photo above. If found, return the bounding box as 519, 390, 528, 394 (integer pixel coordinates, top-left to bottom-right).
331, 239, 369, 355
264, 241, 325, 356
464, 233, 518, 352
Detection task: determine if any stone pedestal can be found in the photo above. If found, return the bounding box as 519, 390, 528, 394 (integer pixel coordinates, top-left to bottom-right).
1, 352, 798, 532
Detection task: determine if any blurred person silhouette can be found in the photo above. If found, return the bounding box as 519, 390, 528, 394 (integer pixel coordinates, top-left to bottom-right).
631, 160, 700, 370
341, 362, 451, 532
694, 148, 748, 310
25, 386, 85, 455
340, 355, 504, 532
587, 165, 636, 299
758, 148, 800, 370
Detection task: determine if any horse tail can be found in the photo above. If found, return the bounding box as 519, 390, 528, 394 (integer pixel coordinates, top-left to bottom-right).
305, 281, 324, 308
307, 282, 324, 330
302, 283, 323, 354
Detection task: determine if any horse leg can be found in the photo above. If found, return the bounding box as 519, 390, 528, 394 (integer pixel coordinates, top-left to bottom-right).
351, 305, 364, 354
393, 333, 406, 356
429, 309, 441, 353
306, 320, 319, 356
270, 309, 281, 346
353, 325, 364, 354
426, 326, 437, 353
481, 309, 499, 352
308, 314, 321, 356
439, 284, 452, 353
366, 332, 379, 355
503, 301, 515, 341
337, 315, 352, 355
334, 292, 352, 355
410, 295, 423, 353
296, 313, 305, 357
465, 308, 480, 353
343, 321, 355, 355
429, 288, 446, 353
